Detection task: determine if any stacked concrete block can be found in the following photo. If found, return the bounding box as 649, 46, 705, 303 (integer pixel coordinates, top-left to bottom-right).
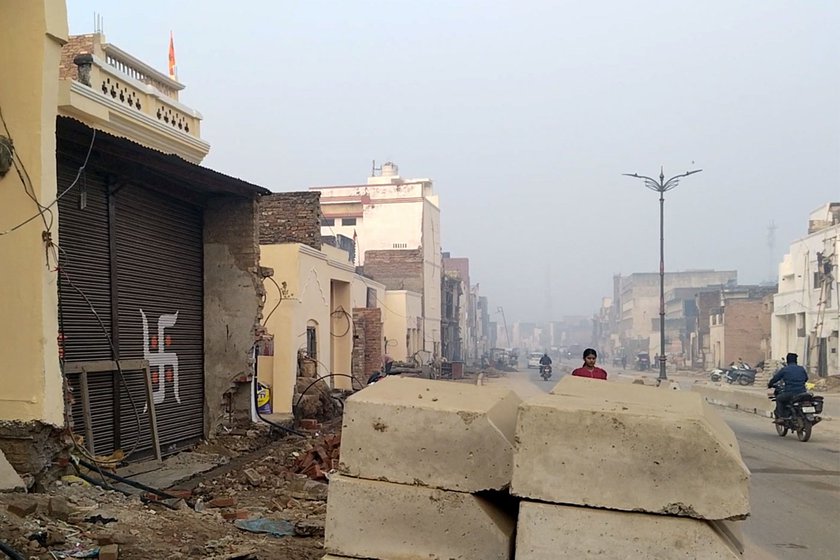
326, 475, 515, 560
325, 376, 520, 559
512, 376, 748, 559
516, 502, 740, 559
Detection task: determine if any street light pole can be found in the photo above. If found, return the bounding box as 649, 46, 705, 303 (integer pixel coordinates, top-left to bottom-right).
623, 167, 702, 381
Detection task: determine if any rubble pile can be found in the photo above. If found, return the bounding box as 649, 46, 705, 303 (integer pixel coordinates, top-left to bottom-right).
812, 374, 840, 393
0, 429, 338, 560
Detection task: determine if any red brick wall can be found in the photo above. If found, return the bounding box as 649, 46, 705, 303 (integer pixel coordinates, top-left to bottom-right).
352, 308, 382, 385
363, 249, 423, 293
59, 34, 97, 81
259, 192, 322, 249
723, 300, 771, 366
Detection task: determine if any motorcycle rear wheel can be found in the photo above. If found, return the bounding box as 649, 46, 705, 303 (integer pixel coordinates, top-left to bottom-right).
737, 377, 750, 386
796, 420, 812, 442
775, 423, 788, 437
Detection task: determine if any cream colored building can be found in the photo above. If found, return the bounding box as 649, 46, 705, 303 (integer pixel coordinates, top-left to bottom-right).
0, 0, 68, 427
382, 290, 424, 362
259, 241, 386, 414
312, 162, 442, 356
773, 203, 839, 376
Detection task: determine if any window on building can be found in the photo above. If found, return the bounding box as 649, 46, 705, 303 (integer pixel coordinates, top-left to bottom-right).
306, 326, 317, 359
392, 242, 408, 249
321, 218, 335, 227
342, 217, 357, 226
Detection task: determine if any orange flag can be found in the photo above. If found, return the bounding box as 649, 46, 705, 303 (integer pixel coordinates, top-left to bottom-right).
168, 31, 177, 80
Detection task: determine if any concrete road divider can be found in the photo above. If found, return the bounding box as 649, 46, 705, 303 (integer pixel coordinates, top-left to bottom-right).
340, 376, 521, 492
691, 383, 773, 417
325, 474, 515, 560
515, 501, 741, 559
512, 376, 750, 520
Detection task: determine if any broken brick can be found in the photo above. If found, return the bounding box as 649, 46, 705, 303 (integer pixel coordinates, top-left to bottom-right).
165, 489, 193, 500
99, 543, 119, 560
48, 496, 74, 521
7, 497, 37, 518
299, 419, 320, 431
221, 509, 251, 521
207, 496, 237, 508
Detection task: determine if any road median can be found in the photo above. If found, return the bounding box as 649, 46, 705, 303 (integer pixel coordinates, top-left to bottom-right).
690, 382, 836, 422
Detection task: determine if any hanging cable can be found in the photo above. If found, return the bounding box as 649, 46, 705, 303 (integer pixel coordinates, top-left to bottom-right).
0, 104, 96, 236
330, 305, 352, 337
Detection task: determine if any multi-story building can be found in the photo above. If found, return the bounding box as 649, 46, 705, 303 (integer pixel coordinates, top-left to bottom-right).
773, 203, 840, 376
313, 162, 442, 356
616, 270, 737, 356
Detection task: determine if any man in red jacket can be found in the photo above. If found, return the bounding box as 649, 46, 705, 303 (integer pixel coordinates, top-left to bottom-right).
571, 348, 608, 380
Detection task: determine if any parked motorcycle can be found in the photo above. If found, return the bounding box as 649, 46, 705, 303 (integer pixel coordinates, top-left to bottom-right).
539, 364, 552, 381
724, 366, 756, 386
769, 382, 824, 442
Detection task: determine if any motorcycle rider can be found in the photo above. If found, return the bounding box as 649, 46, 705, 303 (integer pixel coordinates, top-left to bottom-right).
767, 352, 808, 423
539, 352, 552, 368
539, 352, 552, 375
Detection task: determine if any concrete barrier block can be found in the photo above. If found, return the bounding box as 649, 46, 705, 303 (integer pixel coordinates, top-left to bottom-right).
691, 384, 773, 417
325, 474, 515, 560
340, 376, 521, 492
512, 376, 750, 520
515, 501, 741, 559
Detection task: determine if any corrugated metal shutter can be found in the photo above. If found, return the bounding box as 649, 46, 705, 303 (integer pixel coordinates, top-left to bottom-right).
114, 184, 204, 456
57, 165, 118, 454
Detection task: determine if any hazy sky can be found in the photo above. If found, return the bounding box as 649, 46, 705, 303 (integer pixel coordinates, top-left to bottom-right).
67, 1, 840, 321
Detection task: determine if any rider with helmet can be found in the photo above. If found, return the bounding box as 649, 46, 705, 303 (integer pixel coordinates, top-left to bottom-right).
767, 353, 808, 423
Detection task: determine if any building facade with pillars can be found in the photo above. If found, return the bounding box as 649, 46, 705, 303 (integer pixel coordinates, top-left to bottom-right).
773, 203, 839, 376
1, 9, 267, 475
312, 162, 442, 357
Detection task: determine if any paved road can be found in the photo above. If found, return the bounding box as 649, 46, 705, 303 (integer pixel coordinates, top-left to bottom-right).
488, 366, 840, 559
722, 408, 840, 559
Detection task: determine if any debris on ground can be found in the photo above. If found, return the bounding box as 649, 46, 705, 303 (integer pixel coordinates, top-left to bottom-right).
0, 423, 340, 560
812, 375, 840, 393
291, 433, 341, 481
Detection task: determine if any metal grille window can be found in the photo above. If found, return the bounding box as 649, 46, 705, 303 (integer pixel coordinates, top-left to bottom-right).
306, 326, 317, 359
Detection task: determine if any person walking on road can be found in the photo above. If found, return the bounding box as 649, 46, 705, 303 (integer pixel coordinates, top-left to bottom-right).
572, 348, 608, 380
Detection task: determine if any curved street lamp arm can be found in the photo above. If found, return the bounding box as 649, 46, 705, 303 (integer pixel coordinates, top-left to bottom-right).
662, 169, 702, 192
623, 173, 664, 192
622, 173, 660, 184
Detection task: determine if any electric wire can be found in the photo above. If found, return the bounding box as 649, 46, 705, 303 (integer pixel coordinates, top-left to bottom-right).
262, 275, 286, 326
0, 104, 96, 236
330, 305, 352, 337
0, 540, 26, 560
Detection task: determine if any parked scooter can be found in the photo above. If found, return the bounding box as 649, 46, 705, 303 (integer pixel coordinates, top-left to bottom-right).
539, 364, 553, 381
724, 366, 756, 386
710, 368, 726, 382
769, 382, 824, 442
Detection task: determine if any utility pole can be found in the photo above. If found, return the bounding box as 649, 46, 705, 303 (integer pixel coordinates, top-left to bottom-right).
623, 167, 702, 380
